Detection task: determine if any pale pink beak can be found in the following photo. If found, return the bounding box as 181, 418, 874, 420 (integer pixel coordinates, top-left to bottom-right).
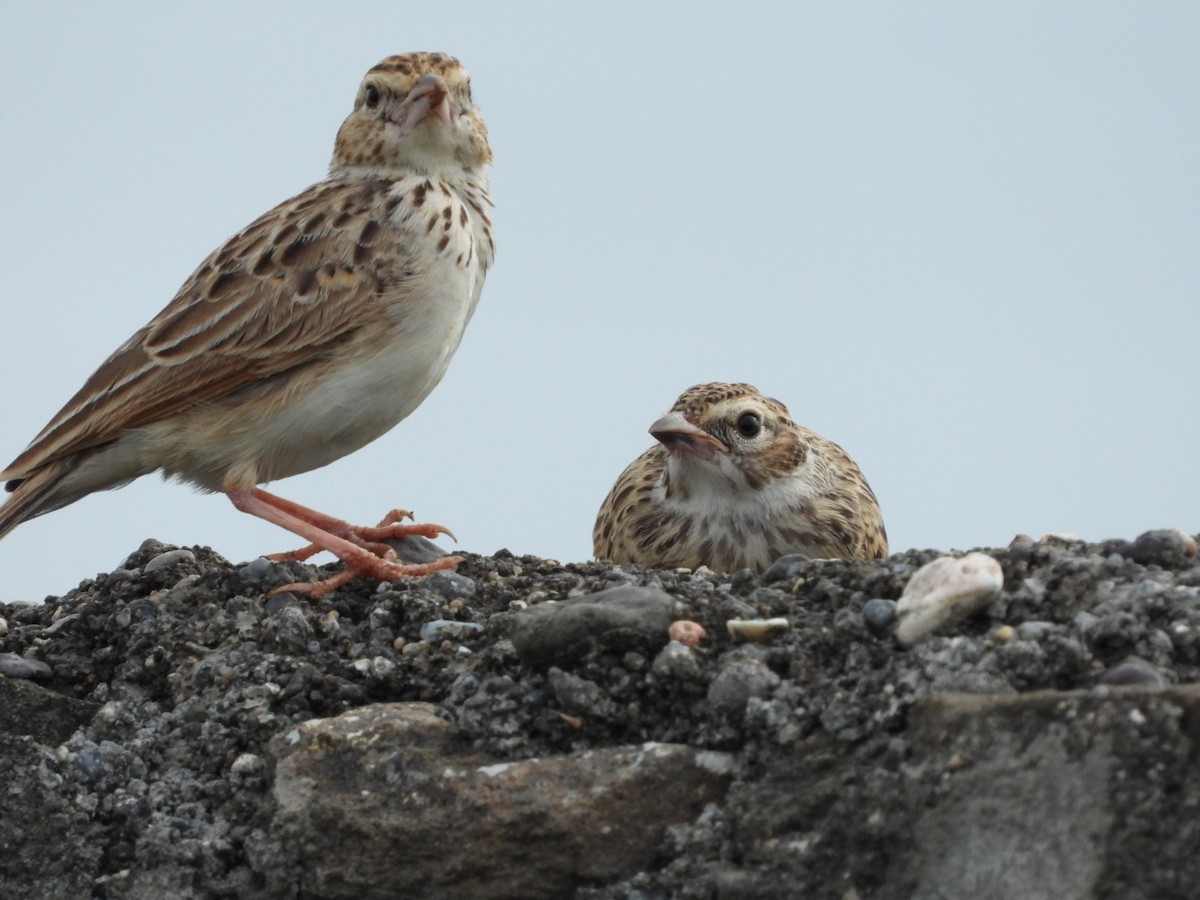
649, 411, 729, 462
394, 73, 454, 133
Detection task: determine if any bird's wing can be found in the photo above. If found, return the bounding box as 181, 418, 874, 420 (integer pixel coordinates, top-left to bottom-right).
592, 446, 667, 563
2, 178, 409, 481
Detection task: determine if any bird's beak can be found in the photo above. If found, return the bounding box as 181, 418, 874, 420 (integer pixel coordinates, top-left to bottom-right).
649, 412, 729, 462
394, 73, 454, 132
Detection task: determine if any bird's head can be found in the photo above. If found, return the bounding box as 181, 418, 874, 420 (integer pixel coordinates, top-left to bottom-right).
331, 52, 492, 179
651, 382, 808, 494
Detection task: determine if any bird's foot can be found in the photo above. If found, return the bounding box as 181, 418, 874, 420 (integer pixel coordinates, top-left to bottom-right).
267, 509, 457, 563
272, 553, 464, 600
227, 488, 460, 598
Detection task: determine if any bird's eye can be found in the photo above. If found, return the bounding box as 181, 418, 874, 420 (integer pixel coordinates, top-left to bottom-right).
364, 84, 381, 108
736, 412, 762, 438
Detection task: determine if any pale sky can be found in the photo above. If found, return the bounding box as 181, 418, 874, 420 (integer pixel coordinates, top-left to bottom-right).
1, 3, 1196, 602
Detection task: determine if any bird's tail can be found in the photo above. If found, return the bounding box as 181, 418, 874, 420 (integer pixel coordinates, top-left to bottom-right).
0, 461, 75, 540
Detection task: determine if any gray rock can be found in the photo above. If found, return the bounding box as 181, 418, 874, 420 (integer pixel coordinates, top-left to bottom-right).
1129, 528, 1198, 567
423, 570, 477, 600
0, 652, 51, 679
385, 534, 449, 564
509, 584, 676, 667
707, 648, 782, 719
549, 667, 616, 718
257, 702, 732, 899
0, 677, 97, 746
761, 553, 811, 584
651, 640, 706, 682
1015, 620, 1057, 641
418, 619, 484, 643
862, 597, 897, 635
1099, 655, 1166, 687
143, 547, 196, 573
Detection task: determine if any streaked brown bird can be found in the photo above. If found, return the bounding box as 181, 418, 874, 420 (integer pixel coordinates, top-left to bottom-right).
593, 382, 888, 572
0, 52, 494, 598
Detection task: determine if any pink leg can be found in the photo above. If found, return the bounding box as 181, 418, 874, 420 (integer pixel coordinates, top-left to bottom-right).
228, 488, 461, 598
251, 488, 456, 561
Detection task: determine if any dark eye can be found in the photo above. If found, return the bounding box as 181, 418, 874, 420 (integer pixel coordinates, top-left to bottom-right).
364, 84, 381, 108
736, 412, 761, 438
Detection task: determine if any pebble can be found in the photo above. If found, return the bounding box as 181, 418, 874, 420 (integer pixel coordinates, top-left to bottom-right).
707, 649, 782, 718
419, 620, 484, 643
1129, 528, 1198, 567
1099, 656, 1166, 688
895, 553, 1004, 645
651, 641, 705, 682
548, 668, 614, 718
424, 571, 477, 601
1015, 621, 1056, 641
730, 568, 756, 589
386, 534, 449, 565
725, 618, 790, 643
0, 652, 52, 679
761, 554, 811, 585
0, 616, 7, 637
238, 557, 277, 581
508, 584, 676, 667
861, 599, 897, 636
230, 753, 264, 777
352, 656, 398, 678
143, 548, 196, 574
668, 620, 705, 647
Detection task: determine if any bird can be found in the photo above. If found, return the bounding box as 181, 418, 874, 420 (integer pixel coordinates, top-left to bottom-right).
0, 52, 494, 598
593, 382, 888, 572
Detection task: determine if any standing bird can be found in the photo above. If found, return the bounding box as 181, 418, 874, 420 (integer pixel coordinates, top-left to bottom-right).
594, 383, 888, 572
0, 53, 494, 598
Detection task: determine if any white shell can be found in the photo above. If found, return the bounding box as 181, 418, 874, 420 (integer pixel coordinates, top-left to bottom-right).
895, 552, 1004, 645
726, 617, 791, 643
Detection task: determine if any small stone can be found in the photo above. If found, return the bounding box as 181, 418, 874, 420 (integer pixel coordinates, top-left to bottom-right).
419, 620, 484, 643
993, 625, 1015, 643
651, 641, 705, 682
509, 585, 676, 667
1015, 621, 1055, 641
75, 745, 107, 784
725, 618, 790, 643
1041, 532, 1081, 542
0, 616, 7, 637
761, 554, 811, 584
1099, 656, 1166, 688
386, 535, 449, 565
548, 668, 614, 718
143, 548, 196, 573
424, 571, 477, 601
1129, 528, 1198, 567
947, 753, 969, 771
895, 552, 1004, 645
730, 568, 756, 589
230, 753, 264, 777
862, 599, 897, 636
238, 557, 277, 581
668, 620, 705, 646
0, 652, 52, 679
707, 650, 781, 718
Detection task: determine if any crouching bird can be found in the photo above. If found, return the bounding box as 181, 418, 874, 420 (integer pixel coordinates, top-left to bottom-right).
594, 382, 888, 572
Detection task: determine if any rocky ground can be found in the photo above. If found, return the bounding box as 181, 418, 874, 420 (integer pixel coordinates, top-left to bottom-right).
2, 529, 1199, 899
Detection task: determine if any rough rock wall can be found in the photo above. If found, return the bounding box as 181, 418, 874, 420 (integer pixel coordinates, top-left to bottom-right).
1, 531, 1198, 898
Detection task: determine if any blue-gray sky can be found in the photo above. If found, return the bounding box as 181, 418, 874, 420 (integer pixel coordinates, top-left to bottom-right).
1, 3, 1196, 602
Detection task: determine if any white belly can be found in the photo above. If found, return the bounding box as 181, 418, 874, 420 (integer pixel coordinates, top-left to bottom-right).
144, 241, 485, 490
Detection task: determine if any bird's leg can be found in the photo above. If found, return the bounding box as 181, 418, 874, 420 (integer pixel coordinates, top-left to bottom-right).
250, 488, 456, 560
227, 488, 461, 598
